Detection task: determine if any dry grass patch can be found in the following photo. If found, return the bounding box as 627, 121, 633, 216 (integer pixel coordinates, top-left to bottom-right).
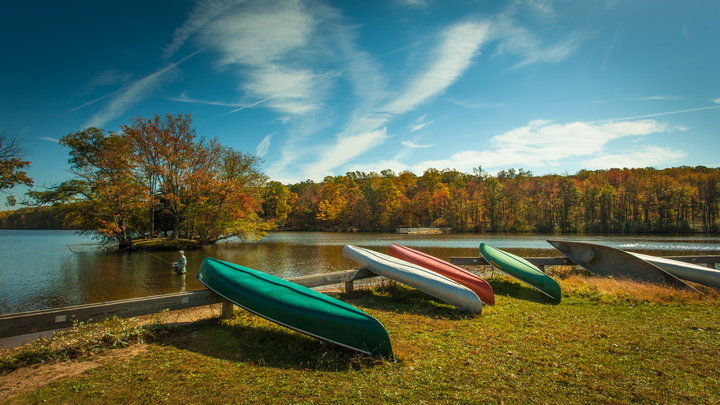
560, 275, 720, 305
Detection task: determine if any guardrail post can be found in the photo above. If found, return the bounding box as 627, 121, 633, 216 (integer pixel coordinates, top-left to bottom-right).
345, 280, 354, 294
222, 300, 234, 319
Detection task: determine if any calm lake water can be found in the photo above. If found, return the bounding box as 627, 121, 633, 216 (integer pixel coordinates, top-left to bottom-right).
1, 230, 719, 314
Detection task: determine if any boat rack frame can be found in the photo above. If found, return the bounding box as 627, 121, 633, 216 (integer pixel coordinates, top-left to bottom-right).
1, 256, 718, 339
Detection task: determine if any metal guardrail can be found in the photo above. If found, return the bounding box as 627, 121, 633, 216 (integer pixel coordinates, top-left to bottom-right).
0, 268, 379, 338
449, 255, 720, 267
2, 255, 719, 339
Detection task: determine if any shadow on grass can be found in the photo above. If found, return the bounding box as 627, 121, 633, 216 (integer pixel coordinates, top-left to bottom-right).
335, 282, 478, 320
488, 277, 559, 305
155, 317, 392, 372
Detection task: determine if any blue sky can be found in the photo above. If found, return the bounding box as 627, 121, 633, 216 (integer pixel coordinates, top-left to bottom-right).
2, 0, 719, 206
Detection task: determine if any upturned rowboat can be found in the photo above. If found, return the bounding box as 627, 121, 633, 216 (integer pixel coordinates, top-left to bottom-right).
479, 243, 562, 302
388, 243, 495, 305
343, 245, 483, 313
197, 257, 393, 357
629, 252, 720, 289
547, 240, 699, 292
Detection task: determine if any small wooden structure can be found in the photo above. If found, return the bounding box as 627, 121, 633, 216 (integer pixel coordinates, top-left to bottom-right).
1, 255, 718, 339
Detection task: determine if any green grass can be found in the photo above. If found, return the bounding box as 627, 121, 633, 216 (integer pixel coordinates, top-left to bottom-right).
4, 277, 720, 404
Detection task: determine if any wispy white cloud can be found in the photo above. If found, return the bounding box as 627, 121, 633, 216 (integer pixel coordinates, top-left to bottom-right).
628, 95, 683, 101
447, 98, 506, 109
302, 127, 389, 180
218, 96, 274, 117
401, 140, 434, 148
582, 146, 685, 169
492, 17, 589, 70
384, 21, 491, 114
83, 71, 133, 92
70, 90, 123, 112
168, 92, 247, 107
713, 98, 720, 104
594, 104, 720, 123
38, 137, 59, 143
457, 119, 669, 170
196, 0, 327, 116
294, 13, 589, 180
348, 119, 678, 175
181, 3, 589, 181
396, 0, 428, 7
82, 51, 199, 129
288, 20, 491, 180
255, 134, 272, 157
163, 0, 243, 60
169, 91, 274, 117
410, 114, 435, 132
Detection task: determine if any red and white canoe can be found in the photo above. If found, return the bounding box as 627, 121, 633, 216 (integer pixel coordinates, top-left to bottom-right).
388, 243, 495, 305
343, 245, 483, 313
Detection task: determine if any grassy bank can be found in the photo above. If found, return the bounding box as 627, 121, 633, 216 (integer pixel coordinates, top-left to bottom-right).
2, 276, 720, 404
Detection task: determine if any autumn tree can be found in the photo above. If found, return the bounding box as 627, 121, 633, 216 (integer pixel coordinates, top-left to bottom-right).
28, 115, 271, 247
28, 128, 147, 248
0, 130, 33, 192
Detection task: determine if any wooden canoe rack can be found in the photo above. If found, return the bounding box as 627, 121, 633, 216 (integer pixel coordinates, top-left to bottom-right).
1, 255, 718, 338
0, 268, 380, 339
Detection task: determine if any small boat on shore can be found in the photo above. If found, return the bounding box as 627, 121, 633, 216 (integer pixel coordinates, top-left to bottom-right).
197, 257, 393, 357
479, 243, 561, 302
547, 240, 699, 292
628, 252, 720, 289
388, 243, 495, 305
343, 245, 483, 313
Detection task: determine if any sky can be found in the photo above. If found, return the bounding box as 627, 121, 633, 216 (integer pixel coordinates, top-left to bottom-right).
1, 0, 719, 207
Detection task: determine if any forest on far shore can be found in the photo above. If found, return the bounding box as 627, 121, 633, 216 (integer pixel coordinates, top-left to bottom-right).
4, 165, 719, 235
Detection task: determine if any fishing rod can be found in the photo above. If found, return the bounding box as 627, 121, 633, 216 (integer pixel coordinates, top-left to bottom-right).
136, 249, 174, 265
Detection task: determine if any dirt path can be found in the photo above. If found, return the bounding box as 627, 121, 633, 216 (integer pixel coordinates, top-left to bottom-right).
0, 304, 227, 402
0, 344, 149, 402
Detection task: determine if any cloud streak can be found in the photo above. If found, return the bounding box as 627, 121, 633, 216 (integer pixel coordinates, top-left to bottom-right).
163, 0, 243, 60
196, 0, 327, 116
401, 140, 434, 148
255, 134, 272, 157
82, 51, 200, 129
384, 21, 491, 114
594, 104, 720, 123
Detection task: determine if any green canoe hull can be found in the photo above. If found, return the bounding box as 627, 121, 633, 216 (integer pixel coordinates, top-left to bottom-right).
197, 258, 392, 357
479, 243, 562, 302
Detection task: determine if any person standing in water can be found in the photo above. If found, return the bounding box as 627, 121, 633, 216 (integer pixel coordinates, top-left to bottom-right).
173, 250, 187, 274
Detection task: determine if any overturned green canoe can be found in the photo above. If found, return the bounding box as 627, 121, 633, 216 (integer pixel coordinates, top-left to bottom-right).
197, 257, 392, 357
479, 243, 562, 302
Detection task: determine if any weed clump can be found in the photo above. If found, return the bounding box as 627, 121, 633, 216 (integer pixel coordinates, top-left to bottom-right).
0, 317, 151, 374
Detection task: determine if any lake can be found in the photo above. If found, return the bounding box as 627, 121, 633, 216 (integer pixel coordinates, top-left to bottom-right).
1, 230, 718, 314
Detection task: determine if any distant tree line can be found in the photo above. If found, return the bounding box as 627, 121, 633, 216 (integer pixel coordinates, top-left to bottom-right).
262, 166, 720, 234
0, 206, 69, 229
3, 113, 719, 237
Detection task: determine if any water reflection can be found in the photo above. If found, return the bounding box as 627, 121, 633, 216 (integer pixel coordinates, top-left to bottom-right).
0, 230, 718, 314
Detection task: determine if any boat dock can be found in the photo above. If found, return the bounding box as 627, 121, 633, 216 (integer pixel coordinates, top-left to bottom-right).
396, 227, 451, 234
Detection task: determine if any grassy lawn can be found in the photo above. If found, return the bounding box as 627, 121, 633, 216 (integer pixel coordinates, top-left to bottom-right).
3, 276, 720, 404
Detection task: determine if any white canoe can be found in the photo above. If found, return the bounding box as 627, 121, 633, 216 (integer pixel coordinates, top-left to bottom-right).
343, 245, 482, 313
629, 252, 720, 289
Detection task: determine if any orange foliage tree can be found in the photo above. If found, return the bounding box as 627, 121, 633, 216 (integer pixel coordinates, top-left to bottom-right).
28, 115, 271, 247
